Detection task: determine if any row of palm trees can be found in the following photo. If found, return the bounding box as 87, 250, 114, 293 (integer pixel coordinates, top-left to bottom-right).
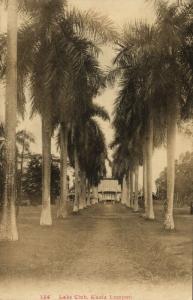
110, 0, 193, 230
1, 0, 192, 241
0, 0, 117, 240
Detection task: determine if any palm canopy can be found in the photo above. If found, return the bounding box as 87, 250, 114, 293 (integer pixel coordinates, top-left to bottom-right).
0, 123, 35, 159
153, 1, 193, 114
178, 2, 193, 120
0, 0, 118, 121
58, 37, 107, 127
67, 101, 109, 157
110, 1, 193, 159
81, 118, 107, 186
110, 21, 167, 161
68, 117, 107, 186
16, 129, 35, 153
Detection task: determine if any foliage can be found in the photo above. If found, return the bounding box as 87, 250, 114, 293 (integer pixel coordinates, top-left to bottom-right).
110, 21, 157, 179
22, 154, 60, 205
0, 163, 4, 208
67, 116, 108, 186
0, 125, 35, 206
110, 1, 193, 188
155, 151, 193, 207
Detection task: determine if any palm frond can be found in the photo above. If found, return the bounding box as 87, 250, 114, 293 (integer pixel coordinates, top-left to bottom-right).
65, 8, 118, 45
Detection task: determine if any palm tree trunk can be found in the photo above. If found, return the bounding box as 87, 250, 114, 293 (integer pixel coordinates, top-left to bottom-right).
96, 186, 99, 202
164, 99, 177, 230
82, 172, 87, 208
57, 124, 68, 218
125, 171, 130, 207
0, 4, 3, 32
0, 0, 18, 241
92, 186, 98, 204
40, 114, 52, 225
78, 172, 83, 210
130, 171, 134, 209
16, 139, 25, 217
79, 170, 86, 210
143, 145, 148, 216
146, 107, 155, 220
121, 178, 124, 204
87, 181, 91, 206
91, 186, 95, 204
121, 174, 127, 205
73, 147, 79, 212
133, 165, 139, 212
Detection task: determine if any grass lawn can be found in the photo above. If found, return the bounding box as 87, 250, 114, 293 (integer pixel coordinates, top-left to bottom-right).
0, 202, 192, 300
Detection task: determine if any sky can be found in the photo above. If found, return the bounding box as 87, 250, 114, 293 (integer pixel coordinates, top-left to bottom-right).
0, 0, 192, 185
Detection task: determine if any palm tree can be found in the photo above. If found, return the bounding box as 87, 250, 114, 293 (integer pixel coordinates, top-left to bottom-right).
130, 171, 134, 209
121, 175, 127, 205
155, 1, 188, 229
55, 32, 108, 214
111, 2, 191, 228
149, 0, 193, 232
111, 141, 130, 206
68, 104, 109, 212
31, 4, 117, 223
145, 105, 155, 219
85, 119, 107, 187
82, 119, 107, 206
23, 2, 116, 223
125, 171, 131, 207
109, 22, 160, 219
0, 0, 116, 232
63, 27, 109, 211
92, 185, 99, 204
133, 164, 139, 212
143, 146, 148, 216
0, 0, 18, 241
57, 123, 68, 218
73, 146, 80, 212
0, 0, 118, 225
79, 169, 87, 209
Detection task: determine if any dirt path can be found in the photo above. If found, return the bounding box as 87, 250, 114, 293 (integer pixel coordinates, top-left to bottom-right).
0, 203, 192, 300
68, 204, 138, 282
57, 203, 192, 284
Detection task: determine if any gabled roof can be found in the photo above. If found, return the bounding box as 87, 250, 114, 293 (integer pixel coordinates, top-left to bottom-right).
98, 178, 121, 193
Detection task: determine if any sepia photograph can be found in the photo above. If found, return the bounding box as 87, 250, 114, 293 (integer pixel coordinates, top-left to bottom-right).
0, 0, 192, 299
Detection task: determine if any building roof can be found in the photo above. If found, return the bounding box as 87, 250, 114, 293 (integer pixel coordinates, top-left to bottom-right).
98, 178, 121, 193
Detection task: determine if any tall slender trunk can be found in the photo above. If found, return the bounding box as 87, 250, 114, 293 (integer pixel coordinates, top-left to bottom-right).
121, 178, 124, 204
73, 147, 79, 212
0, 5, 3, 33
121, 175, 127, 205
130, 171, 134, 209
143, 145, 148, 216
40, 113, 52, 226
87, 181, 91, 207
57, 124, 68, 218
16, 139, 25, 217
82, 172, 87, 208
125, 171, 130, 208
92, 185, 98, 204
164, 99, 177, 230
133, 165, 139, 212
79, 170, 86, 210
0, 0, 18, 241
146, 107, 155, 220
91, 186, 94, 205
